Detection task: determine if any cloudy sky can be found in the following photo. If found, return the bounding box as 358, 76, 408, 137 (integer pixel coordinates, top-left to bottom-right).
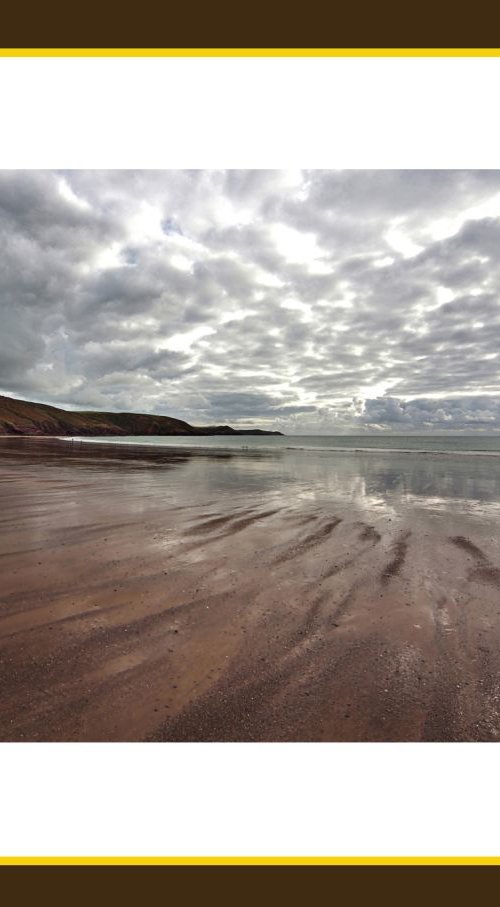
2, 169, 500, 433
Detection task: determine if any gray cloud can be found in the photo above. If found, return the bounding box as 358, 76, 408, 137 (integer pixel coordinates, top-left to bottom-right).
359, 396, 500, 432
2, 170, 500, 432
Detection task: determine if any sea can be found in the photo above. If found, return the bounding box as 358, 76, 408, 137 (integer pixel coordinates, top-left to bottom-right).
65, 434, 500, 514
70, 433, 500, 455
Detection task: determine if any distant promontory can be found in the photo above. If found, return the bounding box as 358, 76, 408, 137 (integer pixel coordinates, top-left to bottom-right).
0, 394, 283, 437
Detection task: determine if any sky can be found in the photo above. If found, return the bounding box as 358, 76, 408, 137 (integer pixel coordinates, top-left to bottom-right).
1, 169, 500, 434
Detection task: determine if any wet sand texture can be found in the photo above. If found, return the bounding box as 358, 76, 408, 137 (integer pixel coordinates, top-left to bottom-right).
1, 437, 500, 741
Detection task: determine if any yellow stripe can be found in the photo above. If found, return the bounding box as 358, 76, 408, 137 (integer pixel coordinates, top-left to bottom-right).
1, 856, 500, 865
0, 48, 500, 57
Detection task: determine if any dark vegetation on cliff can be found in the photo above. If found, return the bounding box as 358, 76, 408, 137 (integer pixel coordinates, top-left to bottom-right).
0, 395, 283, 437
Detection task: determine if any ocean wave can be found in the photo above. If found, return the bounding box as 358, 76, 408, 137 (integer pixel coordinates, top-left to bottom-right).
59, 436, 500, 458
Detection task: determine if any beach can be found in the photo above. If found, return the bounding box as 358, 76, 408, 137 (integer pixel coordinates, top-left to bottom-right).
1, 436, 500, 741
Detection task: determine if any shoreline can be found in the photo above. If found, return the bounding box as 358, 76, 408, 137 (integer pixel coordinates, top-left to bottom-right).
3, 433, 500, 460
1, 437, 500, 741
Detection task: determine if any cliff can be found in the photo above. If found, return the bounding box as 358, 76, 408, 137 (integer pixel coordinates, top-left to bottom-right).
0, 395, 283, 437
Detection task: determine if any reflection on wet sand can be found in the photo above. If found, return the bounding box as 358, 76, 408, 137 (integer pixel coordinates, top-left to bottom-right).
1, 436, 500, 741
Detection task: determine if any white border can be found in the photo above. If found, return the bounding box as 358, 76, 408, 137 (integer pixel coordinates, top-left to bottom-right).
1, 743, 499, 857
0, 57, 500, 168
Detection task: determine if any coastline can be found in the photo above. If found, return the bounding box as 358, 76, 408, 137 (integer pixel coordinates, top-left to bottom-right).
4, 431, 500, 458
1, 436, 500, 741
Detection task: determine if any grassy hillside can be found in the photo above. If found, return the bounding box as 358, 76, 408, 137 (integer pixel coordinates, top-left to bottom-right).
0, 395, 282, 437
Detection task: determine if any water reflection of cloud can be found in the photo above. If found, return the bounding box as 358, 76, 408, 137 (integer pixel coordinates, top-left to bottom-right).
8, 438, 500, 516
401, 495, 500, 518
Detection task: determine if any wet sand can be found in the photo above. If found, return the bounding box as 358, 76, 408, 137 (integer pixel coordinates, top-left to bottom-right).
1, 436, 500, 741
